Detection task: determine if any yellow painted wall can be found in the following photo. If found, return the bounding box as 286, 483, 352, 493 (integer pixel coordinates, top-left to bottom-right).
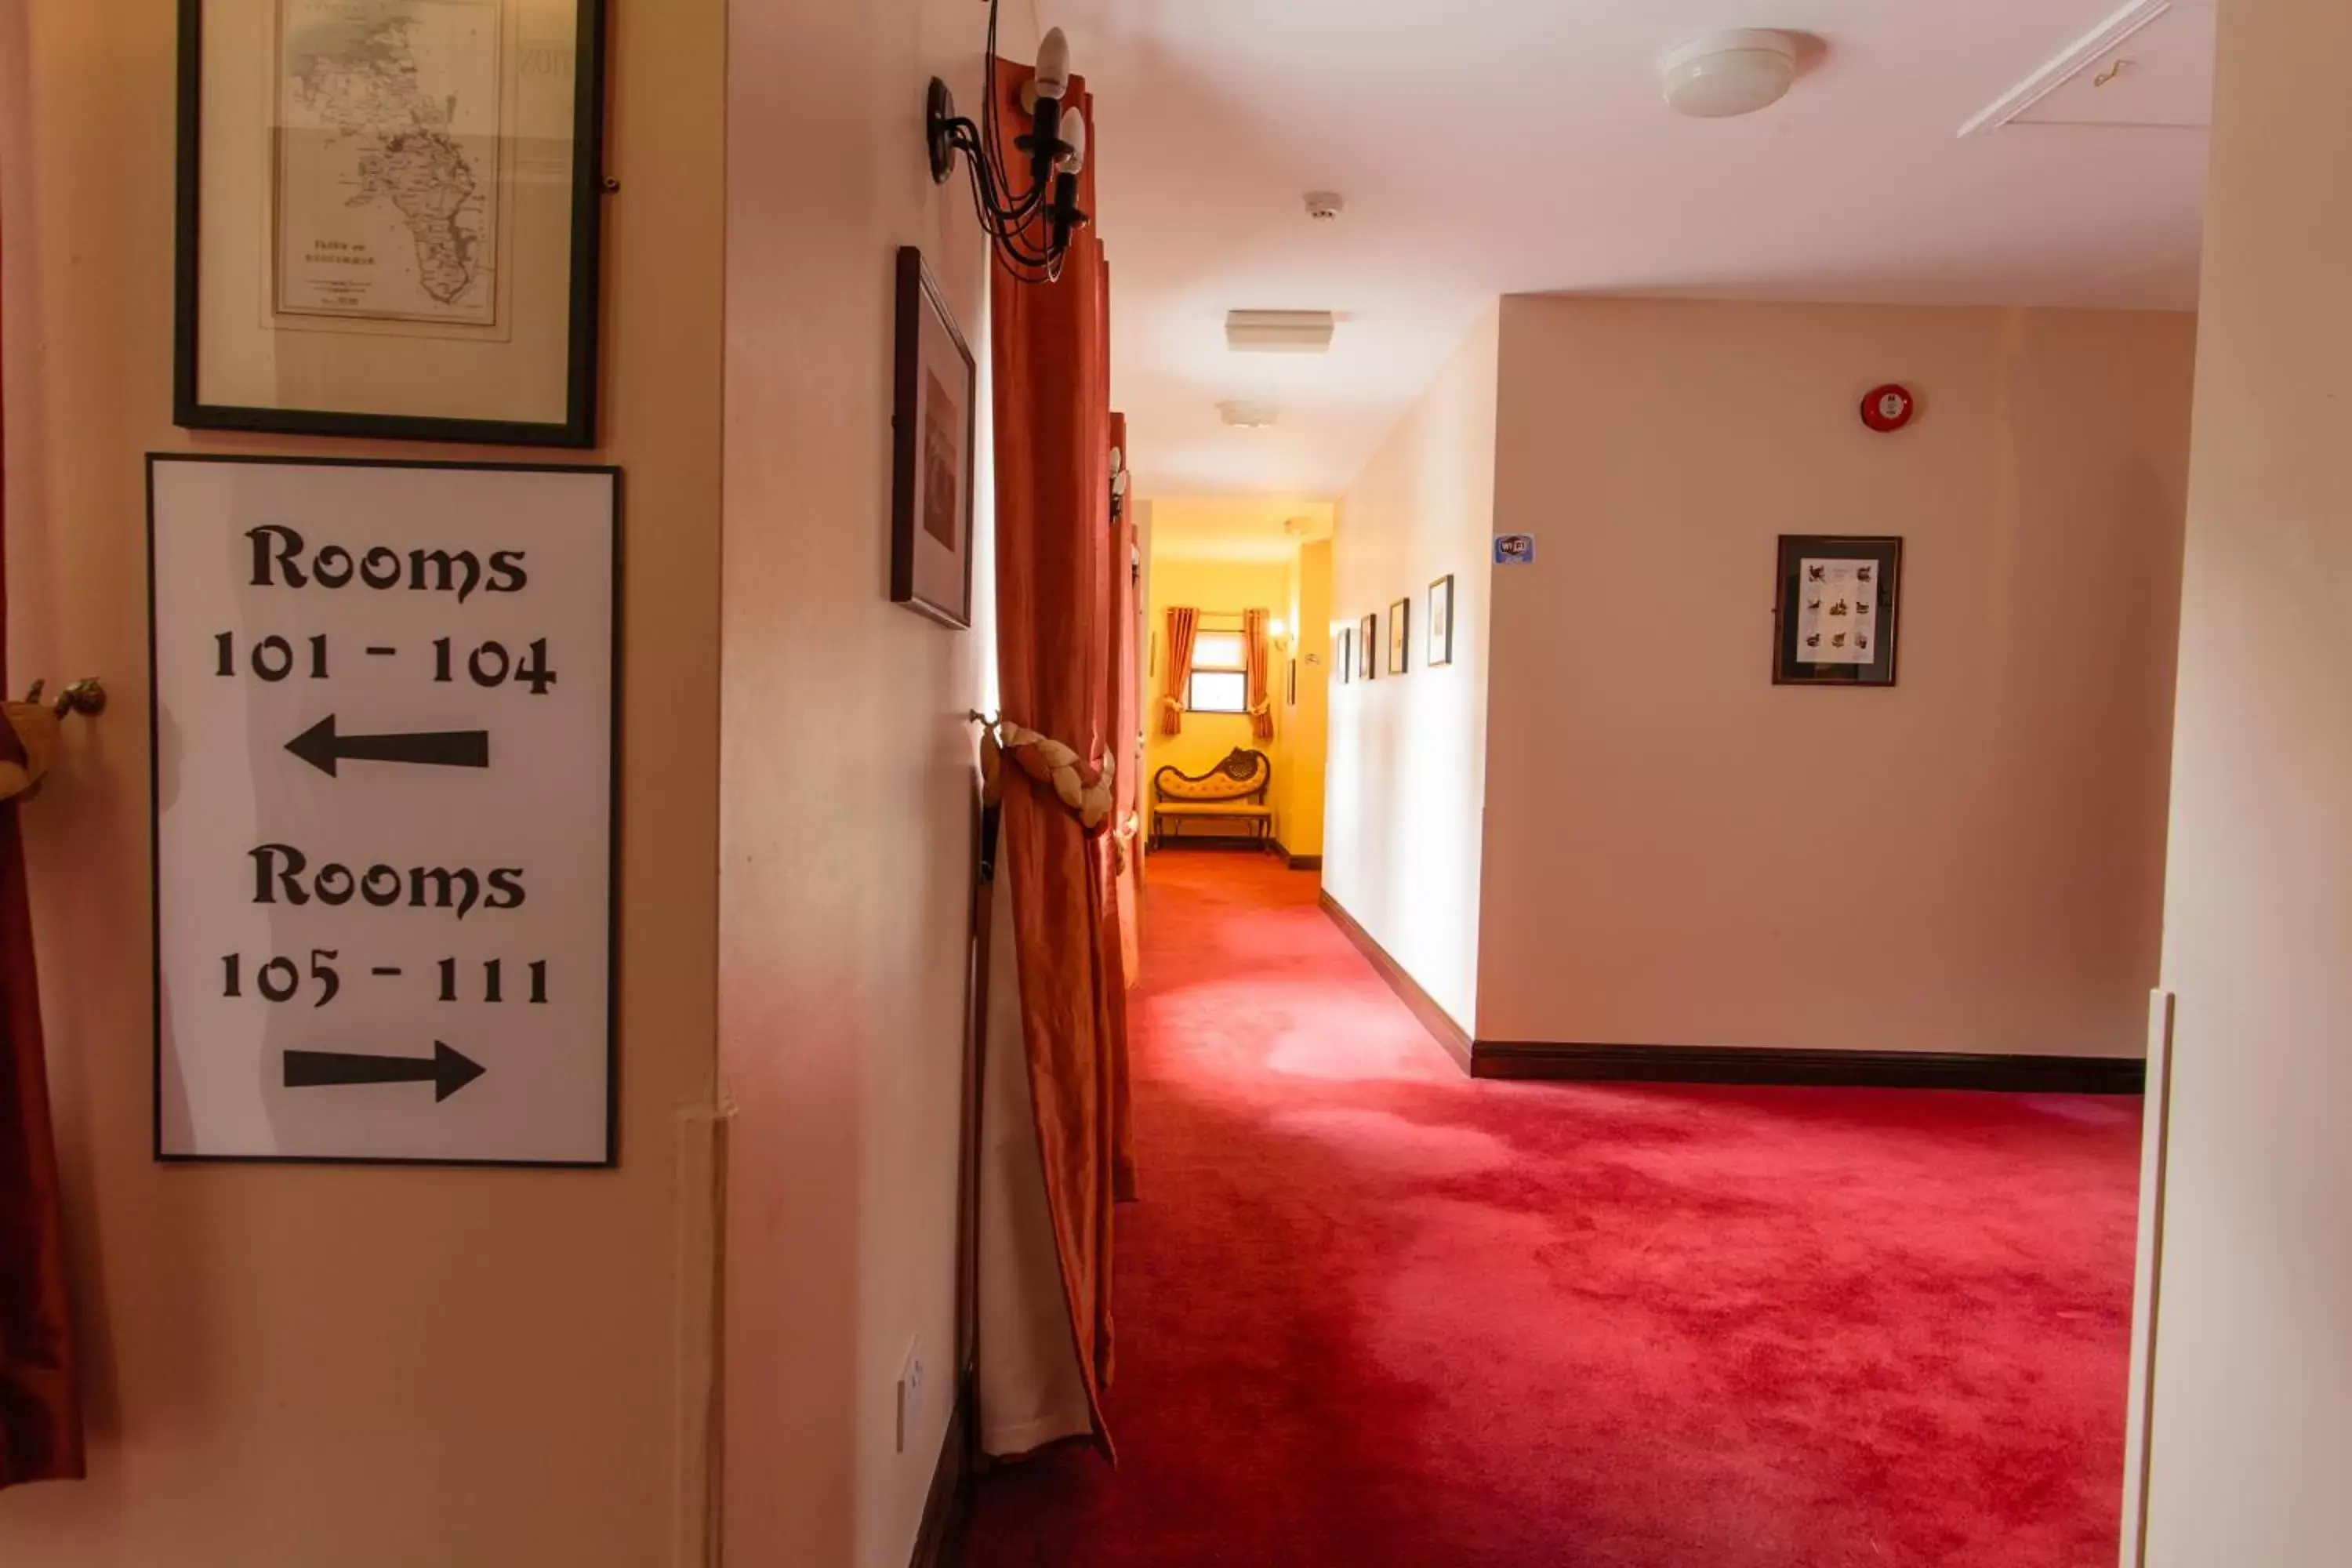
1143, 536, 1333, 859
1280, 540, 1333, 857
1146, 554, 1291, 804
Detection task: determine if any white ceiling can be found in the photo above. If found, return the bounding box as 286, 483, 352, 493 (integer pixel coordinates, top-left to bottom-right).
1061, 0, 2214, 499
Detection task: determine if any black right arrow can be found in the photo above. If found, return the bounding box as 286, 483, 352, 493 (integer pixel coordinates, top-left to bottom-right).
286, 714, 490, 779
283, 1042, 486, 1102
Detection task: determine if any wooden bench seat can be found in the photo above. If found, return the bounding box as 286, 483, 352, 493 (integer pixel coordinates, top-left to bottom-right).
1151, 748, 1275, 849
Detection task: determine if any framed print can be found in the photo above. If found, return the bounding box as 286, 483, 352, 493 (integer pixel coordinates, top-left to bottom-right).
1287, 658, 1298, 707
1773, 535, 1902, 686
1358, 614, 1377, 680
1337, 626, 1351, 684
1427, 575, 1455, 667
891, 248, 978, 628
1388, 597, 1410, 674
175, 0, 611, 446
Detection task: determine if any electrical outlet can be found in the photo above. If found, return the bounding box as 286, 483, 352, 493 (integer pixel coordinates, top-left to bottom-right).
896, 1338, 926, 1456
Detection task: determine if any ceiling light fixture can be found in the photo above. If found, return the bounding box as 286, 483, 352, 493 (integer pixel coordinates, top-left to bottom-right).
1661, 30, 1799, 119
927, 9, 1091, 283
1226, 310, 1337, 354
1218, 401, 1279, 430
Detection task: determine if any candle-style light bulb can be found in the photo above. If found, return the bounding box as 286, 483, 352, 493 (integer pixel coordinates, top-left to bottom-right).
1057, 109, 1087, 175
1035, 27, 1072, 101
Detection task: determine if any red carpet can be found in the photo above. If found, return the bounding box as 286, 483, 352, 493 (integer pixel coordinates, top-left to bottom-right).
959, 852, 2141, 1567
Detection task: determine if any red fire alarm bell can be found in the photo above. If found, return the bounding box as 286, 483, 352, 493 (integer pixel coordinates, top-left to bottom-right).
1861, 384, 1915, 433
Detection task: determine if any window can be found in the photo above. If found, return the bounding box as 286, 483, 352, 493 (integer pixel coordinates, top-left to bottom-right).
1189, 630, 1248, 714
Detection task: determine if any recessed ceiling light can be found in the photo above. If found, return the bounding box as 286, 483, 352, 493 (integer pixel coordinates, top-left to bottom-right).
1218, 400, 1279, 430
1662, 30, 1798, 119
1226, 310, 1336, 354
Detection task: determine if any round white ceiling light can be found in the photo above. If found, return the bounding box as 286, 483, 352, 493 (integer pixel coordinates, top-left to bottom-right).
1661, 30, 1799, 119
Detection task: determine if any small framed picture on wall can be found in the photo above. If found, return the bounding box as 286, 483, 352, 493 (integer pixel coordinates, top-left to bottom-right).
1287, 658, 1298, 707
1388, 597, 1410, 674
1773, 535, 1902, 686
1337, 626, 1352, 684
1428, 575, 1455, 667
891, 248, 978, 628
1359, 614, 1377, 680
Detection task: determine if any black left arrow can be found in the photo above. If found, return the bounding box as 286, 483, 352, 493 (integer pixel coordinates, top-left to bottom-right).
283, 1043, 486, 1102
286, 714, 490, 779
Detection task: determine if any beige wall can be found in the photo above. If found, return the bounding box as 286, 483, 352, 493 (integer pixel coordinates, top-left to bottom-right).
2140, 3, 2352, 1559
717, 0, 1020, 1565
1477, 297, 2193, 1056
1327, 307, 1499, 1033
0, 1, 726, 1563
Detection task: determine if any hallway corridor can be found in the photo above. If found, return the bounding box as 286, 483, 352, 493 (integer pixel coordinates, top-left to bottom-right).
959, 853, 2141, 1568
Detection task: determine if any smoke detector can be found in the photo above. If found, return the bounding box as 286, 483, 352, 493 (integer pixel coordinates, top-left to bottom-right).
1304, 191, 1345, 222
1218, 400, 1279, 430
1226, 310, 1336, 354
1662, 31, 1799, 118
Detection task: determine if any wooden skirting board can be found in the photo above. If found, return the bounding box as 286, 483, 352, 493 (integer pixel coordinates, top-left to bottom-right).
1318, 891, 2146, 1095
1319, 891, 1474, 1072
1272, 840, 1323, 872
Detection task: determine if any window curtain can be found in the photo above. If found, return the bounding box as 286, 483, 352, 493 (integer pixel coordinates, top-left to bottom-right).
0, 204, 85, 1491
1242, 608, 1275, 742
1158, 606, 1198, 736
982, 61, 1128, 1459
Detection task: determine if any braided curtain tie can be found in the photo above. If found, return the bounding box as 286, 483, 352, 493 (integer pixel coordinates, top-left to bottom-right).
978, 717, 1116, 833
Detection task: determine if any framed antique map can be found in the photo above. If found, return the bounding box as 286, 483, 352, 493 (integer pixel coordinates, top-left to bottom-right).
1773, 535, 1903, 686
176, 0, 609, 445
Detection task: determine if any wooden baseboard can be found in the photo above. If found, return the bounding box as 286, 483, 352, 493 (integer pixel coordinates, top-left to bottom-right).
1315, 892, 2145, 1095
1270, 840, 1323, 871
1318, 891, 1474, 1072
909, 1392, 967, 1568
1150, 835, 1277, 853
1471, 1042, 2146, 1094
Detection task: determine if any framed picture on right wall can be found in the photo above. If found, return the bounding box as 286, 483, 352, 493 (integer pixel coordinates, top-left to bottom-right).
1773, 535, 1902, 686
1428, 574, 1455, 667
1337, 626, 1352, 684
1358, 613, 1377, 680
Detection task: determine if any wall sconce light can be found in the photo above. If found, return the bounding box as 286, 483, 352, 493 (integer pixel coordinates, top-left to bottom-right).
927, 11, 1091, 284
1269, 619, 1292, 653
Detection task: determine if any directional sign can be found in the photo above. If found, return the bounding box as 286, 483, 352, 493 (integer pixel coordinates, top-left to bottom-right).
149, 456, 618, 1166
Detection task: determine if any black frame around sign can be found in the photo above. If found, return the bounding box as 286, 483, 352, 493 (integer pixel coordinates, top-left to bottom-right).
890, 247, 979, 628
146, 453, 625, 1169
172, 0, 612, 448
1773, 535, 1903, 687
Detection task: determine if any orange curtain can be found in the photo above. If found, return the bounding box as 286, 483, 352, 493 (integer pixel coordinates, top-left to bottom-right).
1159, 606, 1198, 736
1105, 415, 1138, 1189
1242, 608, 1275, 742
0, 202, 85, 1491
989, 64, 1127, 1454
